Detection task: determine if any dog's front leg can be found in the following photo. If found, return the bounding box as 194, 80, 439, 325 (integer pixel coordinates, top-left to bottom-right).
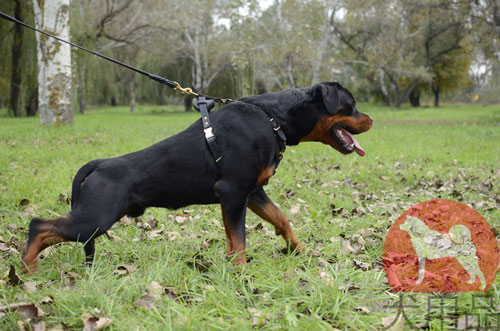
416, 257, 426, 284
216, 181, 248, 265
248, 187, 304, 253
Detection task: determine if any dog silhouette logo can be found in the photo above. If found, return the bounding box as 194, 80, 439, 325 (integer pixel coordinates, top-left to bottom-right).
383, 199, 498, 292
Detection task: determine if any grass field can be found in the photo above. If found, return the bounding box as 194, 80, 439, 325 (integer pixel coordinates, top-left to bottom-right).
0, 104, 499, 330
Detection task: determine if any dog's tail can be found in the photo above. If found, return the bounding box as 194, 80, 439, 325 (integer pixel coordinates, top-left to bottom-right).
71, 159, 101, 208
448, 224, 472, 245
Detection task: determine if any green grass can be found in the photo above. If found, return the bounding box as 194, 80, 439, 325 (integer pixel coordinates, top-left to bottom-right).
0, 104, 499, 330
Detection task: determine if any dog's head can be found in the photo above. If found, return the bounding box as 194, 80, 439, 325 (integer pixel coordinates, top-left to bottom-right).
300, 82, 372, 156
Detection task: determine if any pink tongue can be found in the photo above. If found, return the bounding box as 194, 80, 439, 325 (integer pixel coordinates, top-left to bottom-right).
340, 128, 366, 157
352, 136, 366, 157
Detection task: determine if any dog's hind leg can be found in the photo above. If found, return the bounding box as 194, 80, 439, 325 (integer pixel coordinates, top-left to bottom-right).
215, 180, 250, 265
416, 257, 426, 284
84, 239, 95, 266
22, 217, 69, 274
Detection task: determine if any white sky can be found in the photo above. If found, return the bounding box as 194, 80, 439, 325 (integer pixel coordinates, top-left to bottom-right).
218, 1, 274, 28
259, 0, 273, 10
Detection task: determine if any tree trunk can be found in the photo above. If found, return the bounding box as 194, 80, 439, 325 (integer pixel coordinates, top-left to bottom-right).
379, 68, 390, 106
433, 85, 440, 107
311, 10, 330, 85
396, 79, 419, 108
10, 0, 23, 117
184, 95, 194, 111
409, 88, 420, 107
25, 88, 38, 117
33, 0, 73, 125
129, 78, 135, 113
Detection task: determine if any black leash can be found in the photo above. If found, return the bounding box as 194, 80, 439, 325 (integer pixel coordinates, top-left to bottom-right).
0, 11, 233, 104
0, 11, 288, 166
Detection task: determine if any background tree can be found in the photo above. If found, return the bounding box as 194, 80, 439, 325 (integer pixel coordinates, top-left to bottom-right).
33, 0, 73, 125
418, 0, 473, 107
1, 0, 499, 114
9, 0, 23, 117
332, 0, 430, 107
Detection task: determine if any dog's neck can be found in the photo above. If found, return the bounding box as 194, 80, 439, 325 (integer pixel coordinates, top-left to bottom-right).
238, 89, 318, 146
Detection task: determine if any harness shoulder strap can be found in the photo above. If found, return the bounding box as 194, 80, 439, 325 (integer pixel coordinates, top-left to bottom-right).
193, 97, 222, 164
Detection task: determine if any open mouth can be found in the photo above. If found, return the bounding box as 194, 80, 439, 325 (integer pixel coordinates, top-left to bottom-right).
331, 126, 366, 156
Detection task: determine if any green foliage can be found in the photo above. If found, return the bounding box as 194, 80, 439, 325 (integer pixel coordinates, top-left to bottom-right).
0, 0, 498, 116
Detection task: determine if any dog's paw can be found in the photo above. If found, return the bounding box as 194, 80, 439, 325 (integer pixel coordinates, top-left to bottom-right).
293, 242, 306, 254
280, 242, 305, 256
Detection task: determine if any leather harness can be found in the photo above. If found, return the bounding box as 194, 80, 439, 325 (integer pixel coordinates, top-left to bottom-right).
192, 97, 286, 167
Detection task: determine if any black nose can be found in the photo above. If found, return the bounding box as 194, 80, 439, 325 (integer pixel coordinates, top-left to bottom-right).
368, 115, 373, 123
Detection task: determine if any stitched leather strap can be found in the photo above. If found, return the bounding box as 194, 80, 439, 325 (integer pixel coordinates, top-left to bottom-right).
193, 97, 222, 163
269, 118, 286, 160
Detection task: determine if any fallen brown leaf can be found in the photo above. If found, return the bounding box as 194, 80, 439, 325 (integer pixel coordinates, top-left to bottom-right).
248, 307, 271, 327
8, 265, 22, 286
352, 259, 371, 271
23, 281, 38, 293
0, 302, 45, 320
133, 281, 163, 309
319, 272, 335, 287
82, 316, 113, 331
290, 205, 300, 216
18, 199, 30, 208
120, 216, 132, 226
113, 264, 137, 276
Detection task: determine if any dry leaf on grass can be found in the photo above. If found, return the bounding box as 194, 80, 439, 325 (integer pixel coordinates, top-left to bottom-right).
352, 260, 371, 271
341, 240, 354, 254
0, 302, 45, 320
290, 205, 300, 216
164, 286, 181, 302
8, 265, 23, 286
18, 198, 30, 207
120, 216, 132, 226
248, 307, 271, 328
82, 316, 113, 331
319, 272, 335, 287
17, 320, 46, 331
133, 281, 163, 309
23, 281, 38, 293
39, 296, 53, 305
113, 264, 137, 276
165, 231, 180, 241
354, 306, 371, 314
0, 242, 9, 251
108, 234, 123, 242
381, 313, 404, 330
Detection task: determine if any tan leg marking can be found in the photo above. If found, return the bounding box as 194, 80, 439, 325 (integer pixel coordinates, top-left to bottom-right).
220, 205, 246, 265
248, 201, 304, 252
22, 231, 65, 274
256, 166, 276, 187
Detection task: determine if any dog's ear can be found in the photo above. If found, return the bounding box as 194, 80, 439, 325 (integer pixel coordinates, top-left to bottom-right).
314, 83, 340, 114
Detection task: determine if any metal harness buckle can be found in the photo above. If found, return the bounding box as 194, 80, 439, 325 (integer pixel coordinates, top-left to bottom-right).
204, 127, 214, 139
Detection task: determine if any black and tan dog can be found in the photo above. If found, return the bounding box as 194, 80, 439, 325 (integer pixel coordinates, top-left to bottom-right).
22, 82, 372, 273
